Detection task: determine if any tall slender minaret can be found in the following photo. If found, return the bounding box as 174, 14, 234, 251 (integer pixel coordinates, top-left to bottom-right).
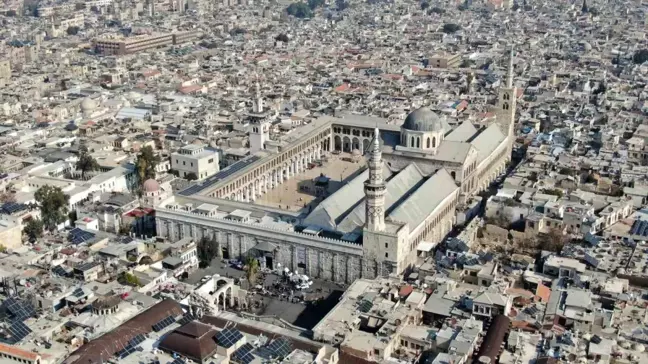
253, 81, 264, 113
497, 47, 517, 150
364, 128, 386, 232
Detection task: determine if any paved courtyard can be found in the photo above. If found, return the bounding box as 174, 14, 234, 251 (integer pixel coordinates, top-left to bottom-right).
185, 259, 345, 329
255, 153, 366, 212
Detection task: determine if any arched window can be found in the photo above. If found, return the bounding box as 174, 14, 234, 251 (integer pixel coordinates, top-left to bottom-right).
416, 138, 420, 148
426, 138, 431, 148
432, 137, 436, 147
410, 136, 415, 147
450, 171, 456, 180
503, 93, 509, 100
503, 103, 509, 110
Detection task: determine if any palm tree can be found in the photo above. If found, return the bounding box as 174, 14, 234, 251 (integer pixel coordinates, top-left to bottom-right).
245, 256, 259, 284
76, 148, 99, 179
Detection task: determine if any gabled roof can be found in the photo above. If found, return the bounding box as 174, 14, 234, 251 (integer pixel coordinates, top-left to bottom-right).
445, 120, 478, 142
388, 168, 458, 230
303, 163, 393, 231
337, 163, 425, 233
473, 291, 508, 306
470, 123, 506, 163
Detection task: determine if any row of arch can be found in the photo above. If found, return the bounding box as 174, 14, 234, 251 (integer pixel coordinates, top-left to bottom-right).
213, 144, 325, 202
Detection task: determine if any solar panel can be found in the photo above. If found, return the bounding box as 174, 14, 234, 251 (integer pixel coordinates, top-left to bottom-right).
72, 288, 85, 298
69, 228, 96, 245
177, 313, 195, 326
7, 321, 32, 343
267, 337, 292, 358
52, 265, 69, 276
215, 328, 243, 348
129, 333, 146, 346
232, 343, 255, 364
358, 300, 373, 313
152, 315, 175, 332
169, 359, 186, 364
0, 202, 27, 215
178, 155, 262, 196
115, 334, 146, 359
2, 297, 36, 321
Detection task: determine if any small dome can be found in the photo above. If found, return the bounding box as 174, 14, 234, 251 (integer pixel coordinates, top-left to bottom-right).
81, 98, 97, 112
403, 107, 444, 132
143, 179, 160, 192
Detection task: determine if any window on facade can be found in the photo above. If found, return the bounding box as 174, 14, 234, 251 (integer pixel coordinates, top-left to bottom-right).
416, 138, 420, 148
385, 243, 388, 248
450, 171, 456, 180
410, 136, 414, 147
426, 138, 430, 148
374, 349, 380, 355
503, 93, 509, 100
183, 161, 186, 165
385, 252, 388, 258
503, 103, 509, 110
208, 158, 214, 163
432, 137, 436, 147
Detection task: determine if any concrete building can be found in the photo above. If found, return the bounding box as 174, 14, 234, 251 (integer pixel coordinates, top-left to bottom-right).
171, 144, 220, 180
429, 53, 461, 69
92, 31, 201, 56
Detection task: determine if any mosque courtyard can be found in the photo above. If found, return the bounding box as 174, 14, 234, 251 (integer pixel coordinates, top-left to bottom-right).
254, 152, 366, 213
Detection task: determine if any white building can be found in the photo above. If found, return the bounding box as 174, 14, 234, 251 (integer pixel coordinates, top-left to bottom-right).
171, 144, 220, 180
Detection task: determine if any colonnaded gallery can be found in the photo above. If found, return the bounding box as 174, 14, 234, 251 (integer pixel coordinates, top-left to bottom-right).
153, 52, 518, 283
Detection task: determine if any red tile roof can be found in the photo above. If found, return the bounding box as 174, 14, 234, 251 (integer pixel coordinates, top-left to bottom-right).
0, 342, 39, 360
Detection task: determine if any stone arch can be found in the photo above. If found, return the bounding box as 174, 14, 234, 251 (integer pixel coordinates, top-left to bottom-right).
503, 102, 509, 110
432, 137, 436, 148
426, 137, 431, 148
416, 137, 420, 148
410, 136, 415, 147
343, 136, 351, 152
362, 138, 370, 152
450, 171, 456, 180
352, 137, 360, 151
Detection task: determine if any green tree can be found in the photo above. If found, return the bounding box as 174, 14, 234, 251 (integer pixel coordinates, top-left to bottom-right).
286, 2, 313, 18
307, 0, 324, 9
34, 185, 69, 231
420, 1, 429, 9
442, 23, 461, 33
76, 148, 99, 179
0, 245, 6, 253
185, 172, 198, 181
66, 26, 80, 35
540, 228, 569, 253
245, 256, 259, 284
23, 219, 44, 243
633, 49, 648, 64
197, 236, 220, 268
134, 146, 160, 190
543, 188, 564, 199
121, 272, 142, 287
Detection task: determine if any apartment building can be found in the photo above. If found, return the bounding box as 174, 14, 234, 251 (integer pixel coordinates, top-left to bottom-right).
93, 31, 202, 56
171, 144, 220, 180
429, 53, 462, 68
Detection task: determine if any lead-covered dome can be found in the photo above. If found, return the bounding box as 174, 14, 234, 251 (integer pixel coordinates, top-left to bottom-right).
403, 107, 443, 132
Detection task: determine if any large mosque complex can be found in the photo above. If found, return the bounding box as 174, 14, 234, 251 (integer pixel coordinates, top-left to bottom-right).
153, 51, 518, 283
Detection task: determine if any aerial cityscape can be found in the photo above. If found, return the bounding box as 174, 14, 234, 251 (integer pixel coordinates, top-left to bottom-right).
0, 0, 645, 363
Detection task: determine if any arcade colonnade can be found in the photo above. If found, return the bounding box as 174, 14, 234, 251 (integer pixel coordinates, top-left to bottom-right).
206, 129, 332, 202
